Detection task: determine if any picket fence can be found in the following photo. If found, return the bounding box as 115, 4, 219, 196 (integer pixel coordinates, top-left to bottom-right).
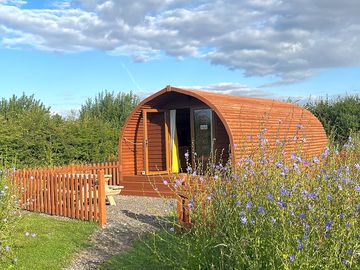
12, 162, 120, 225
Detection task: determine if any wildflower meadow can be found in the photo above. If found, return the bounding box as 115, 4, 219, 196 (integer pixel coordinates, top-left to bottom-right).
148, 132, 360, 269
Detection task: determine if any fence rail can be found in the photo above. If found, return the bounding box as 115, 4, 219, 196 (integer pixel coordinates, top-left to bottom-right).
11, 162, 119, 225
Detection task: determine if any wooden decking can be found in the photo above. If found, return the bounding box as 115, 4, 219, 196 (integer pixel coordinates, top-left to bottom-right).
121, 175, 179, 197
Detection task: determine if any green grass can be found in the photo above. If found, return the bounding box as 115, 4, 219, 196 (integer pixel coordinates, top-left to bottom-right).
101, 233, 173, 270
4, 212, 98, 270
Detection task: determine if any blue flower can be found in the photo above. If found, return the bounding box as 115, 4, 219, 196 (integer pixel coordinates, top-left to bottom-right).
280, 186, 290, 196
304, 223, 310, 232
277, 200, 286, 208
271, 217, 277, 224
276, 161, 283, 168
297, 240, 304, 251
240, 212, 247, 224
258, 206, 265, 215
280, 171, 286, 177
347, 249, 353, 255
355, 185, 360, 192
236, 201, 242, 206
299, 213, 306, 219
247, 192, 251, 198
308, 192, 317, 200
325, 221, 333, 231
339, 213, 345, 219
267, 193, 274, 201
246, 202, 253, 209
327, 194, 332, 201
325, 232, 332, 238
355, 163, 360, 171
313, 157, 320, 164
346, 223, 351, 229
289, 254, 295, 262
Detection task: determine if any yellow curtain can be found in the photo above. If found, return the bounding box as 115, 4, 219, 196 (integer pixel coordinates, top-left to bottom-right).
170, 110, 180, 173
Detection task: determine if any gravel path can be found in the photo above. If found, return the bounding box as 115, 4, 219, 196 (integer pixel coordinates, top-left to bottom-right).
65, 195, 175, 270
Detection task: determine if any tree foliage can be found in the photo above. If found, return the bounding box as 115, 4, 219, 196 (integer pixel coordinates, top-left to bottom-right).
305, 95, 360, 143
0, 91, 139, 168
79, 91, 139, 129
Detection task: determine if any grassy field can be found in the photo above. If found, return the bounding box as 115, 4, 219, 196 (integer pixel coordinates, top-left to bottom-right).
101, 233, 172, 270
3, 212, 97, 270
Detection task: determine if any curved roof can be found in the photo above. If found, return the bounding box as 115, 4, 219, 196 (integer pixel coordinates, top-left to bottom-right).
120, 85, 328, 166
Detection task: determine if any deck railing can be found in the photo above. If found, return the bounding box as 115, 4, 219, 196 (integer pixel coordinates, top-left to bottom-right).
11, 162, 119, 225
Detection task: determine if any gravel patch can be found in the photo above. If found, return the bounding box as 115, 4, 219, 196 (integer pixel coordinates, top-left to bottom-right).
64, 195, 175, 270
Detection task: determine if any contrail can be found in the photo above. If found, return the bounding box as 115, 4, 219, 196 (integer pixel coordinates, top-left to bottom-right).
121, 62, 142, 92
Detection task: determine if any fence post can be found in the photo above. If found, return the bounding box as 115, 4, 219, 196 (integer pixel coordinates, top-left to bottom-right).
97, 170, 106, 225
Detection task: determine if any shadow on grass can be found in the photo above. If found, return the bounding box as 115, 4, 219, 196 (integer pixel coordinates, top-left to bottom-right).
100, 233, 174, 270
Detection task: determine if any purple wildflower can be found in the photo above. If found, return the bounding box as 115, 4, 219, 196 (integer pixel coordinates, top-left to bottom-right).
339, 213, 345, 219
299, 213, 306, 219
247, 192, 251, 198
258, 206, 265, 215
267, 193, 274, 201
355, 163, 360, 171
321, 147, 330, 158
236, 201, 242, 206
325, 221, 333, 231
277, 200, 286, 208
347, 249, 353, 255
355, 185, 360, 192
304, 223, 310, 232
188, 198, 194, 209
297, 124, 304, 129
240, 212, 247, 224
297, 240, 304, 251
271, 217, 277, 224
246, 202, 253, 209
280, 186, 290, 196
308, 192, 317, 200
280, 171, 286, 177
5, 246, 10, 252
293, 163, 300, 174
276, 161, 283, 168
163, 180, 169, 186
313, 157, 320, 164
327, 194, 332, 201
289, 254, 295, 262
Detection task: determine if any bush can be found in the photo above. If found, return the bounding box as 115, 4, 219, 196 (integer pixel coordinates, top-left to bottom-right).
305, 95, 360, 144
148, 132, 360, 269
0, 169, 19, 267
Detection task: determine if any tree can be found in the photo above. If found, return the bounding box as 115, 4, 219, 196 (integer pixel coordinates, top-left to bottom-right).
305, 95, 360, 143
79, 91, 140, 129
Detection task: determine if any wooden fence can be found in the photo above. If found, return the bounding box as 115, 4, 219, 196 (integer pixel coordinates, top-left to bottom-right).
11, 162, 119, 225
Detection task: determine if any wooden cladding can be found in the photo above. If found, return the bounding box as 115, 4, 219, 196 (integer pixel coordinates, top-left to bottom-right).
119, 86, 327, 192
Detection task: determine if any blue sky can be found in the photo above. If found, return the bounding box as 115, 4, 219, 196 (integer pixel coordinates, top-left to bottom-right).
0, 0, 359, 115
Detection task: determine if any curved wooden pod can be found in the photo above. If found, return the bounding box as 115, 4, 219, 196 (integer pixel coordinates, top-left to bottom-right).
119, 86, 328, 196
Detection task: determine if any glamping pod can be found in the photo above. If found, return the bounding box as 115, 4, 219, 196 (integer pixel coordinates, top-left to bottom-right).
119, 86, 327, 197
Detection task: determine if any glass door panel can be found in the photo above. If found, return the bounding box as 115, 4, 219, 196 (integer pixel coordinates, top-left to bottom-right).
194, 109, 213, 159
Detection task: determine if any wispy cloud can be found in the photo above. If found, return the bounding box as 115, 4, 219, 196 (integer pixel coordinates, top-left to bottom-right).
0, 0, 360, 85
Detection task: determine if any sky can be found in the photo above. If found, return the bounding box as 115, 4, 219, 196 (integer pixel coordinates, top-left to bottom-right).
0, 0, 359, 115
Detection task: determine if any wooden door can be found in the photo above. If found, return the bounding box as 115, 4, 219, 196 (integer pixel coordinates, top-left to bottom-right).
143, 109, 169, 175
